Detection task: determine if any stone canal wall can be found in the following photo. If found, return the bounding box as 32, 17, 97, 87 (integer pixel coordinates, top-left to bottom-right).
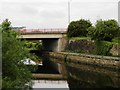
65, 40, 95, 53
65, 40, 120, 56
47, 52, 120, 70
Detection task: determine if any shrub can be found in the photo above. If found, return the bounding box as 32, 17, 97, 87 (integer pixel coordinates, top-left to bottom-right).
67, 19, 92, 37
26, 65, 38, 73
87, 26, 96, 39
87, 19, 119, 41
94, 41, 113, 56
112, 37, 120, 44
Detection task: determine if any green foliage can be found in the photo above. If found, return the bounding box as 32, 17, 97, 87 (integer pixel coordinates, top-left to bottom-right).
87, 19, 119, 41
26, 65, 38, 73
24, 41, 43, 63
24, 41, 43, 50
94, 41, 113, 56
67, 19, 92, 37
112, 37, 120, 44
1, 19, 12, 31
35, 42, 43, 50
24, 41, 33, 48
28, 54, 41, 63
87, 26, 96, 39
2, 19, 32, 88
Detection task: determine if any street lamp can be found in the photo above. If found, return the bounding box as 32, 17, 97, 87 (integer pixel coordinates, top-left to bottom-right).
68, 0, 72, 24
118, 1, 120, 26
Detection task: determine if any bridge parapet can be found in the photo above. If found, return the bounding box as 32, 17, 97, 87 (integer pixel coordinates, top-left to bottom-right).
16, 28, 67, 34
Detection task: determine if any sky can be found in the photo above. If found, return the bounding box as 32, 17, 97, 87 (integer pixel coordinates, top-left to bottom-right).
0, 0, 119, 28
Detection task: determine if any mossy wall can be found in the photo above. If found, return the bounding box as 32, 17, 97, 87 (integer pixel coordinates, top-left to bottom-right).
65, 40, 96, 54
65, 39, 118, 56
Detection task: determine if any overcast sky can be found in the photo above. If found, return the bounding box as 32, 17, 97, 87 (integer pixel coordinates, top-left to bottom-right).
0, 0, 119, 28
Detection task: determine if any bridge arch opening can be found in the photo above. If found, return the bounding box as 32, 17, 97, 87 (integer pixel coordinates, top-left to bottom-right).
42, 38, 60, 52
21, 38, 61, 52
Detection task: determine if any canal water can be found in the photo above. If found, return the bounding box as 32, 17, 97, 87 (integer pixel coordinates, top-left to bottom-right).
30, 50, 120, 89
32, 80, 69, 89
31, 61, 120, 89
30, 50, 69, 89
31, 64, 69, 89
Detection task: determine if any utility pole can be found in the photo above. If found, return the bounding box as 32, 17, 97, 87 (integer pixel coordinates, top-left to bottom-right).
118, 1, 120, 26
68, 0, 72, 25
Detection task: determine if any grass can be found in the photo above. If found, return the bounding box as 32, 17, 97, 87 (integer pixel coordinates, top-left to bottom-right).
67, 37, 91, 41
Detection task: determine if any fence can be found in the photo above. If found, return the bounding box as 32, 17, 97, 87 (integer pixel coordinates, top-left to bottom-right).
17, 28, 67, 33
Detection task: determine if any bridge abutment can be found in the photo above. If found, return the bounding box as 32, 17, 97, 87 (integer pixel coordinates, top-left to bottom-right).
42, 38, 67, 52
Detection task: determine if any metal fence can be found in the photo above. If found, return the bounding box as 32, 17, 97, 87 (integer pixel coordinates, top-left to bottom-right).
17, 28, 67, 33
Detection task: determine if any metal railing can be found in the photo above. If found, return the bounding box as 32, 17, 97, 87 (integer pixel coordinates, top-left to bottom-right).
17, 28, 67, 33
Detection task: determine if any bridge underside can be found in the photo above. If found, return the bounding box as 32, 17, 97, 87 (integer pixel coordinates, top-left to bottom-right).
18, 33, 66, 52
21, 38, 65, 52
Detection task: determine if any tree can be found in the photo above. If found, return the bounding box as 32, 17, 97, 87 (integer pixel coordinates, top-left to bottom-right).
2, 19, 32, 89
67, 19, 92, 37
87, 26, 96, 39
1, 19, 11, 31
87, 19, 119, 41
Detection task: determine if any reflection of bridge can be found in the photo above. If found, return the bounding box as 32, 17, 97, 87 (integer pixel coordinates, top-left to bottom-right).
17, 28, 67, 52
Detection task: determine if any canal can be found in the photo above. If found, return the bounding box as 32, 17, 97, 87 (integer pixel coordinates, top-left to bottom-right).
30, 50, 120, 89
31, 61, 69, 89
31, 60, 120, 89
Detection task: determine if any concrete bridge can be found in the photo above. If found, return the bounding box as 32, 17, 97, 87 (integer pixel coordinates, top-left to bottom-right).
17, 28, 67, 52
16, 28, 68, 76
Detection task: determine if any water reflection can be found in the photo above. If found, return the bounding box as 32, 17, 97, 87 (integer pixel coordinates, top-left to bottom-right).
53, 61, 120, 88
67, 65, 115, 88
32, 80, 69, 89
31, 50, 120, 88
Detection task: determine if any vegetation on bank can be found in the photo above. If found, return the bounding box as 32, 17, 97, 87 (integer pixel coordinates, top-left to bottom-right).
24, 41, 43, 51
24, 41, 43, 63
67, 37, 91, 41
66, 19, 120, 56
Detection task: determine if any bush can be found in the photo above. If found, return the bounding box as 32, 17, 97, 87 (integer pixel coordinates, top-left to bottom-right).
94, 41, 113, 56
26, 65, 38, 73
24, 41, 43, 50
87, 19, 119, 41
112, 37, 120, 44
87, 26, 96, 39
67, 19, 92, 37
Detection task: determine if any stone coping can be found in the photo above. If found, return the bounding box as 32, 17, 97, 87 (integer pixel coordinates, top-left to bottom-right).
50, 52, 120, 61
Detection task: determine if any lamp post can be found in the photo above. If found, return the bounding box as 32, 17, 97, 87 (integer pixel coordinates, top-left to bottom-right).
68, 0, 72, 24
118, 1, 120, 26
